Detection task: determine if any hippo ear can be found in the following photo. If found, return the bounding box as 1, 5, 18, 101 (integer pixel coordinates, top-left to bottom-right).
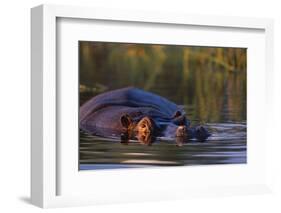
121, 114, 133, 128
173, 111, 182, 118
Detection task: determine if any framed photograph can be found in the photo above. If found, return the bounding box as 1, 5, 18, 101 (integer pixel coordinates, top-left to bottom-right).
31, 4, 274, 208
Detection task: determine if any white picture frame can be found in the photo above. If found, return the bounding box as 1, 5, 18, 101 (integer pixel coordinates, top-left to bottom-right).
31, 4, 274, 208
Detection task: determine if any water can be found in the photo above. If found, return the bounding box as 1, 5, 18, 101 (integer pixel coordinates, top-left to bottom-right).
79, 119, 246, 170
79, 42, 247, 170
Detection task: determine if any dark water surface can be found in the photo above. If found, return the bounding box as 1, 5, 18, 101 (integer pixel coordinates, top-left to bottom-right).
79, 43, 247, 170
79, 117, 246, 170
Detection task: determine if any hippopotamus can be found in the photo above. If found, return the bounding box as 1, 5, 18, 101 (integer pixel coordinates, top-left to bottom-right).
79, 87, 211, 145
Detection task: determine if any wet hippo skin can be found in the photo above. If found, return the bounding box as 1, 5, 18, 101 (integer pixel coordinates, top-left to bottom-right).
79, 87, 210, 145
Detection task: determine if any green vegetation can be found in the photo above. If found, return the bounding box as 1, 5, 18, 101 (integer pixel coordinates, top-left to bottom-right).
79, 42, 246, 123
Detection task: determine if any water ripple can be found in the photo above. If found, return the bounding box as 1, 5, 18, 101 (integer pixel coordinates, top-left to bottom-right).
79, 122, 247, 170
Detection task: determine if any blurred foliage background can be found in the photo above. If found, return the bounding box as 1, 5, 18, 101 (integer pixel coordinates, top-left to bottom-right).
79, 42, 246, 123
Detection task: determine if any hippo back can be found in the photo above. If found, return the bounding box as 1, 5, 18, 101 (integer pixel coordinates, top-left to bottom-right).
80, 87, 184, 123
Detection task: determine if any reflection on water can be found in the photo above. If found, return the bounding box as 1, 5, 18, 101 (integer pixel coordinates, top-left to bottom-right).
79, 42, 247, 169
79, 122, 246, 170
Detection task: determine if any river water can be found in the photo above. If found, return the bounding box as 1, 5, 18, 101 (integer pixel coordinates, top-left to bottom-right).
79, 114, 246, 170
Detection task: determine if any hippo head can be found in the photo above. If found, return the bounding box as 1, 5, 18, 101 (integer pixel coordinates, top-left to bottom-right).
120, 115, 155, 145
